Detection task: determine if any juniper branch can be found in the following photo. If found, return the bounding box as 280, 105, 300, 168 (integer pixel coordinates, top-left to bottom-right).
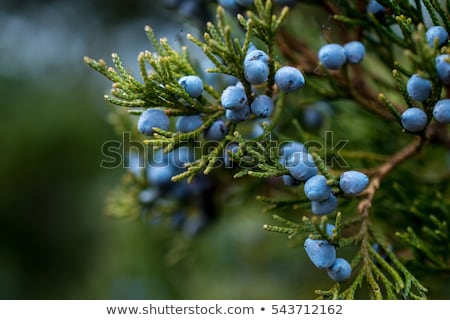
358, 136, 424, 218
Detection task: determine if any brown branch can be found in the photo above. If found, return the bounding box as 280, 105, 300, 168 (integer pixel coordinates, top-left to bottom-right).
276, 28, 396, 119
347, 65, 400, 118
276, 28, 318, 72
356, 0, 366, 41
322, 0, 340, 17
358, 136, 424, 217
427, 121, 450, 149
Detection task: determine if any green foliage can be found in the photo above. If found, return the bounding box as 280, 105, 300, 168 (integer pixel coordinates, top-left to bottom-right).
85, 0, 450, 299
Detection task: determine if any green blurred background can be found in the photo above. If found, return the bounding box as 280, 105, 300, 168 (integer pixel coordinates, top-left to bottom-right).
0, 0, 331, 299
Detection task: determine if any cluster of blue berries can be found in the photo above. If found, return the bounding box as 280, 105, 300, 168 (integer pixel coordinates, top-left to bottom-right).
399, 25, 450, 133
367, 0, 385, 20
281, 142, 369, 216
137, 73, 230, 142
304, 224, 352, 282
280, 146, 366, 282
128, 148, 195, 199
137, 43, 305, 145
426, 26, 449, 48
318, 41, 365, 70
364, 6, 450, 133
406, 74, 431, 103
137, 109, 170, 136
128, 148, 217, 236
401, 98, 450, 133
220, 44, 305, 123
433, 99, 450, 124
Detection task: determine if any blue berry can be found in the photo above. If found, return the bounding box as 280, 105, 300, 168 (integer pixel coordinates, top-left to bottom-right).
285, 152, 318, 181
318, 43, 346, 69
282, 175, 302, 187
172, 146, 195, 168
433, 99, 450, 124
225, 104, 250, 122
175, 115, 203, 133
150, 148, 168, 165
204, 120, 228, 140
138, 187, 159, 204
401, 107, 428, 132
304, 175, 332, 201
304, 238, 336, 269
250, 118, 271, 138
311, 193, 338, 215
137, 109, 170, 136
327, 258, 352, 282
250, 95, 274, 118
147, 164, 176, 187
406, 74, 432, 102
244, 60, 269, 85
178, 75, 203, 98
246, 42, 257, 53
147, 147, 194, 187
127, 152, 144, 177
244, 48, 269, 65
367, 0, 385, 18
224, 143, 239, 167
436, 54, 450, 84
235, 81, 245, 89
343, 41, 365, 64
339, 170, 369, 196
221, 85, 248, 110
303, 107, 324, 130
426, 26, 449, 48
280, 142, 307, 157
326, 223, 335, 237
274, 66, 305, 93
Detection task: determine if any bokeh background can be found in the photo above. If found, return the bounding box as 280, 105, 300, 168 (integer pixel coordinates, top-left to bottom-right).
0, 0, 328, 299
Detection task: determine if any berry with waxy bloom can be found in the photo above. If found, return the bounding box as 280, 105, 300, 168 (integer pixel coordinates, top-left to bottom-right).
137, 109, 170, 136
400, 107, 428, 133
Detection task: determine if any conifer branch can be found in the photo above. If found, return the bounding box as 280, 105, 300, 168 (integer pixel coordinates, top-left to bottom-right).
85, 0, 450, 300
358, 137, 424, 217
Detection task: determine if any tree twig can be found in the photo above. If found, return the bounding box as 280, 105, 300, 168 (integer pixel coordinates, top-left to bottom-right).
276, 28, 397, 119
427, 122, 450, 149
358, 136, 424, 217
